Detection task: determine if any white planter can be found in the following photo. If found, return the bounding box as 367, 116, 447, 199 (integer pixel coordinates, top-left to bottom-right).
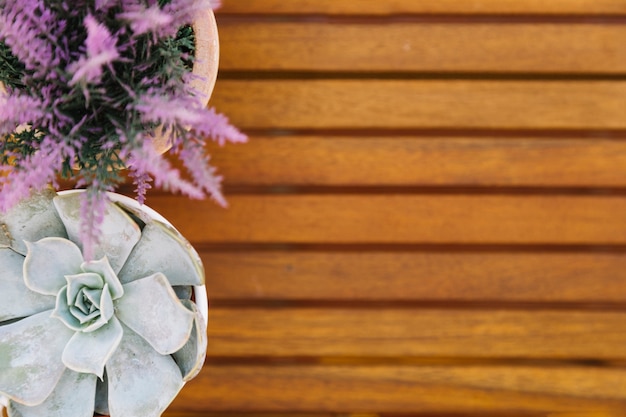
0, 189, 208, 417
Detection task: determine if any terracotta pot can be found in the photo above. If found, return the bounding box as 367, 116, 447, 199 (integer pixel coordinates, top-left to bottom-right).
0, 9, 220, 158
151, 8, 220, 154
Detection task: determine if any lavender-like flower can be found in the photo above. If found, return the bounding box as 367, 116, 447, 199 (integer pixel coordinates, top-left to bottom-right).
68, 15, 120, 87
0, 0, 247, 257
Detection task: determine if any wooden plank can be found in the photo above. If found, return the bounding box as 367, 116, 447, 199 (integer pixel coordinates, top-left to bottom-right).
207, 308, 626, 359
146, 195, 626, 244
217, 0, 626, 16
218, 23, 626, 73
202, 251, 626, 302
210, 81, 626, 130
172, 365, 626, 413
210, 136, 626, 187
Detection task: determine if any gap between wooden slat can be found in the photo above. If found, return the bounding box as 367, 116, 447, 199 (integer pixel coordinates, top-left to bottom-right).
218, 72, 626, 80
216, 14, 626, 24
203, 356, 626, 368
208, 300, 626, 312
228, 128, 626, 138
216, 0, 626, 17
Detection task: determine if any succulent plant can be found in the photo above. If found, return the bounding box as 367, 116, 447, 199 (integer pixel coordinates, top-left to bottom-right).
0, 189, 207, 417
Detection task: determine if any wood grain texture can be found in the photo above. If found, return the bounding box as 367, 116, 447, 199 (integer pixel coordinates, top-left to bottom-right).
202, 251, 626, 302
218, 23, 626, 73
206, 308, 626, 359
172, 365, 626, 413
217, 0, 626, 15
147, 195, 626, 244
210, 136, 626, 187
210, 80, 626, 129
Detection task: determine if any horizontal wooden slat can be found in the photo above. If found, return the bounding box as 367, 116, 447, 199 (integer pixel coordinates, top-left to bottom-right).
211, 81, 626, 129
219, 23, 626, 73
210, 136, 626, 187
147, 195, 626, 244
202, 251, 626, 302
172, 365, 626, 413
217, 0, 626, 15
207, 308, 626, 359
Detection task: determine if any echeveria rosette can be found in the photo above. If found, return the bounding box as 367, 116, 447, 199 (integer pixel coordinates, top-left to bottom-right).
0, 189, 207, 417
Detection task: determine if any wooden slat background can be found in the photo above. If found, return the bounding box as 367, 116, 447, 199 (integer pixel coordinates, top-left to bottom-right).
159, 0, 626, 415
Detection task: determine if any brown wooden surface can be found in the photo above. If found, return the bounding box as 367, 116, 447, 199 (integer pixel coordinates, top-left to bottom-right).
210, 136, 626, 187
173, 365, 626, 413
202, 251, 626, 302
206, 308, 626, 358
218, 23, 626, 73
211, 80, 626, 130
162, 1, 626, 415
148, 195, 626, 244
218, 0, 626, 16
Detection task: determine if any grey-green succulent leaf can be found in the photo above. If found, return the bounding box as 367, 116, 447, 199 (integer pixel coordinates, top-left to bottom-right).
82, 257, 124, 300
8, 370, 97, 417
53, 194, 141, 273
0, 311, 74, 406
0, 189, 67, 256
23, 238, 82, 296
118, 221, 204, 286
0, 249, 54, 322
173, 300, 207, 381
61, 317, 123, 378
106, 324, 184, 417
115, 273, 195, 355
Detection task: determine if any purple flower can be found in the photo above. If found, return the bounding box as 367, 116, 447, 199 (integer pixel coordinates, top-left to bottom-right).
0, 91, 46, 135
127, 139, 205, 200
161, 0, 218, 30
118, 4, 176, 38
0, 137, 66, 212
0, 0, 61, 77
68, 15, 120, 87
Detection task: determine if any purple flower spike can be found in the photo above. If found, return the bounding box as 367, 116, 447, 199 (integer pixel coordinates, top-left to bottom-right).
68, 15, 120, 87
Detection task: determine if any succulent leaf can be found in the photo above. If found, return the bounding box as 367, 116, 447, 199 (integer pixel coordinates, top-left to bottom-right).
173, 299, 207, 381
53, 193, 141, 271
82, 257, 124, 299
61, 317, 123, 378
23, 238, 83, 296
107, 324, 184, 417
116, 273, 194, 355
0, 249, 54, 322
0, 189, 67, 256
8, 370, 97, 417
118, 220, 204, 286
0, 311, 74, 406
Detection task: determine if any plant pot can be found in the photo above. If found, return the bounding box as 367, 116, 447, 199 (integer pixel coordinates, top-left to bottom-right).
151, 8, 220, 154
1, 8, 220, 158
0, 189, 208, 417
